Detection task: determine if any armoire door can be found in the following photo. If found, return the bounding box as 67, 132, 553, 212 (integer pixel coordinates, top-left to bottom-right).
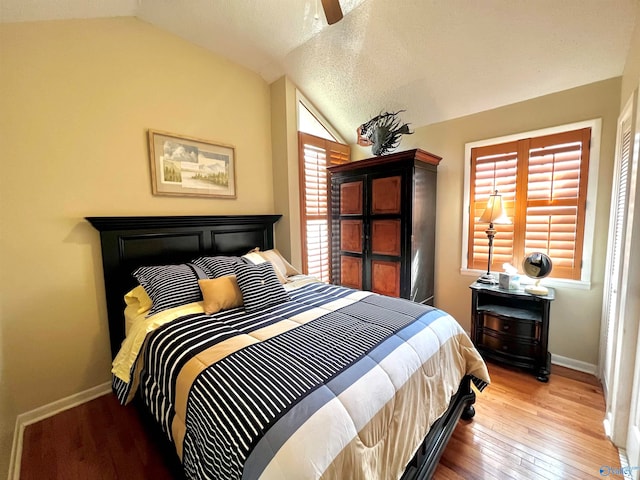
369, 173, 403, 297
337, 177, 364, 290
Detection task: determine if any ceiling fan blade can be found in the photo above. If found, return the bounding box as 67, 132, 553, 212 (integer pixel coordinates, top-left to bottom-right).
321, 0, 343, 25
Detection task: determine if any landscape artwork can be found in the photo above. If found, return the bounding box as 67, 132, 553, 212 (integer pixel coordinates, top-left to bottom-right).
148, 130, 236, 198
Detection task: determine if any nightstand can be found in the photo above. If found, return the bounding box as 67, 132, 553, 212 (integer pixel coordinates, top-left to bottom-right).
470, 281, 555, 382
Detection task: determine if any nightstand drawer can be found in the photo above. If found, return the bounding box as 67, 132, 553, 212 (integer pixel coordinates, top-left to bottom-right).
480, 331, 538, 359
482, 313, 538, 339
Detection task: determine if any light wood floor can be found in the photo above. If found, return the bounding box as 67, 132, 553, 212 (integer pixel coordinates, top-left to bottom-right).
434, 363, 619, 479
20, 362, 619, 479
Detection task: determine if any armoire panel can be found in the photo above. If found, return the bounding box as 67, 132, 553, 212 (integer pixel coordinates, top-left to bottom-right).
340, 256, 363, 289
371, 260, 401, 297
371, 219, 401, 256
371, 176, 401, 214
340, 220, 363, 252
340, 181, 363, 215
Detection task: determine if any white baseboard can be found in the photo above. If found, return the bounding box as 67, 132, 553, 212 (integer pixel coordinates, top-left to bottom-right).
8, 381, 111, 480
551, 353, 598, 376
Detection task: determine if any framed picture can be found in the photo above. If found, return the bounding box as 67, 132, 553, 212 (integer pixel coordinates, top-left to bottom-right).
148, 129, 236, 199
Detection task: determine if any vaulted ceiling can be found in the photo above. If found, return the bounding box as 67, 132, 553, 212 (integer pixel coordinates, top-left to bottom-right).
2, 0, 637, 142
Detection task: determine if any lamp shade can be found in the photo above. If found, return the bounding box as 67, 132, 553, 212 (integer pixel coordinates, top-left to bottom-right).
478, 190, 511, 225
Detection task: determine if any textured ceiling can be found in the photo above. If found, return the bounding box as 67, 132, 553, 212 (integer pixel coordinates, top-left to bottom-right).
2, 0, 638, 143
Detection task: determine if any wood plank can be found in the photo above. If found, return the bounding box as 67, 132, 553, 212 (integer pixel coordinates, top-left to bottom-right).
20, 394, 178, 480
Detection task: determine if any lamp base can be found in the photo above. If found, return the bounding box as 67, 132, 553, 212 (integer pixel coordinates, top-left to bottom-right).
477, 273, 497, 284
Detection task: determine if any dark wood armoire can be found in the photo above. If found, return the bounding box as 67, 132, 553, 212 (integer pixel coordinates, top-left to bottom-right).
328, 148, 441, 305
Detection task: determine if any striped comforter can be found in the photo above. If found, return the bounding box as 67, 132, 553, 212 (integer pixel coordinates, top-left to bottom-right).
113, 281, 490, 480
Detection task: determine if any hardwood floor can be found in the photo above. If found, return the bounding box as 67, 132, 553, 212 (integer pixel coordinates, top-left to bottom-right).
434, 363, 620, 479
20, 362, 619, 479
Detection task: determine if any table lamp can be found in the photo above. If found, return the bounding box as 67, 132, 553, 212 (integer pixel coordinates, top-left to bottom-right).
477, 190, 511, 284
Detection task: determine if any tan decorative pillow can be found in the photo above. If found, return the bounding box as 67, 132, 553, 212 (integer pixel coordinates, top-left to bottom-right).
198, 276, 244, 314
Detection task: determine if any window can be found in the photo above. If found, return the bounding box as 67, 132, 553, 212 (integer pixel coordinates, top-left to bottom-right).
467, 127, 591, 281
298, 132, 350, 282
298, 102, 336, 141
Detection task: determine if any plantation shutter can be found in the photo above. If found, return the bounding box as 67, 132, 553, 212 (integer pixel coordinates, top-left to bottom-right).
468, 127, 590, 280
298, 132, 350, 282
524, 129, 590, 279
468, 142, 518, 271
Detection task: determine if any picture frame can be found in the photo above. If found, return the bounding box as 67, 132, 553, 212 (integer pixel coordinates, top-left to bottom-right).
148, 129, 236, 199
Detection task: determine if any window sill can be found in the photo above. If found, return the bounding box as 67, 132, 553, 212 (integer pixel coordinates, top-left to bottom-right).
459, 268, 592, 291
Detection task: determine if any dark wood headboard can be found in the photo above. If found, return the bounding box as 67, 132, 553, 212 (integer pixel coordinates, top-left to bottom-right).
87, 215, 282, 358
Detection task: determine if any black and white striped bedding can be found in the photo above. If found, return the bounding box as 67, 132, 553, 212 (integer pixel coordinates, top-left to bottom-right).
113, 282, 489, 479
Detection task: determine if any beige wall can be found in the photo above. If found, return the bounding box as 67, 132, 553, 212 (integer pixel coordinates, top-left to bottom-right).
354, 78, 621, 367
270, 76, 303, 269
0, 18, 274, 477
621, 0, 640, 107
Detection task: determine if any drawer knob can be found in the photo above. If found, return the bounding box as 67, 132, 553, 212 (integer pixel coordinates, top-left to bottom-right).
503, 324, 510, 330
502, 345, 509, 351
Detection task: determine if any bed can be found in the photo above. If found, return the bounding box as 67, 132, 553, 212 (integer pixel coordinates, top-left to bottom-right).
87, 214, 489, 480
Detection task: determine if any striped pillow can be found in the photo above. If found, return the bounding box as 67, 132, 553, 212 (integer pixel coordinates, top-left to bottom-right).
133, 263, 204, 316
191, 256, 244, 278
233, 262, 290, 313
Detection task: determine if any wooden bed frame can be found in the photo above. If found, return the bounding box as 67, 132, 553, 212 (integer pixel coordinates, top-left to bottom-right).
87, 214, 476, 480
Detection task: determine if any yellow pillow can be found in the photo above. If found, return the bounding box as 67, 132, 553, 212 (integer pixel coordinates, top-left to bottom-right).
124, 285, 153, 314
198, 276, 244, 314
